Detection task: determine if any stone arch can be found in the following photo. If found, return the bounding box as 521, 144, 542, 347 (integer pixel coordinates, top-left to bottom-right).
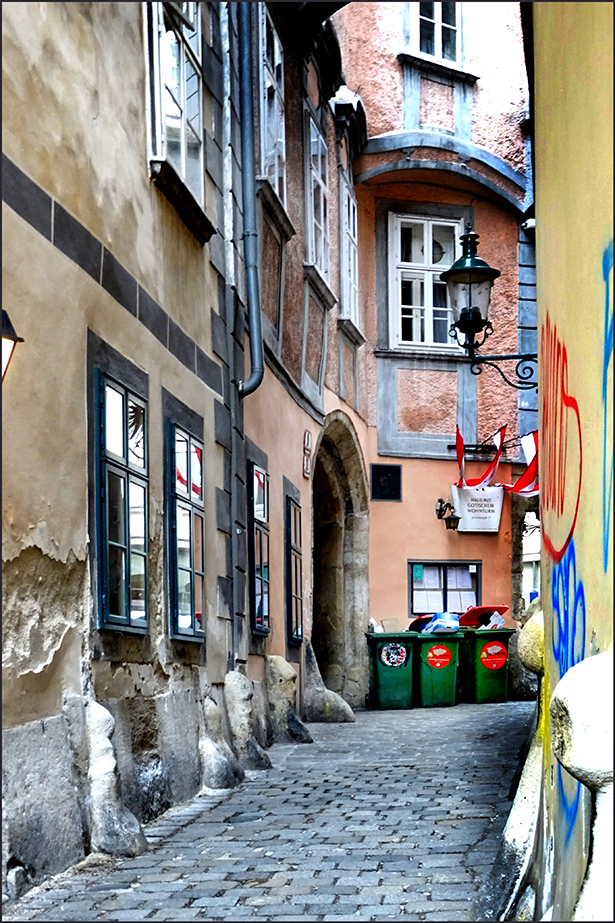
311, 411, 369, 708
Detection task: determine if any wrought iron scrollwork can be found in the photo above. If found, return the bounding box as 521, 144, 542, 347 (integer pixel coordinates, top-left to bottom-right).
469, 354, 538, 390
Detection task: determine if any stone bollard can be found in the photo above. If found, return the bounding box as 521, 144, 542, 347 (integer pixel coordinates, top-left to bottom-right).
550, 648, 614, 922
86, 700, 149, 856
265, 656, 313, 743
303, 640, 355, 723
223, 671, 272, 771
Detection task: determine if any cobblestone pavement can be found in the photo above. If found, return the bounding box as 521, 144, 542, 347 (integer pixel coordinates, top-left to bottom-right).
2, 702, 534, 922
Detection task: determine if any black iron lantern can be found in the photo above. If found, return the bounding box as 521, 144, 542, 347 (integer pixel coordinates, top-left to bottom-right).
2, 310, 24, 381
439, 225, 500, 356
440, 225, 538, 390
435, 498, 460, 532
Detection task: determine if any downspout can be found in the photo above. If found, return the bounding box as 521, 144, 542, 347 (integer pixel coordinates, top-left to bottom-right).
238, 1, 264, 397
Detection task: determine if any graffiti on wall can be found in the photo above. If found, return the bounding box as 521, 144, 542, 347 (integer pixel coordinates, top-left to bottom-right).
541, 311, 586, 844
541, 313, 583, 564
603, 241, 613, 573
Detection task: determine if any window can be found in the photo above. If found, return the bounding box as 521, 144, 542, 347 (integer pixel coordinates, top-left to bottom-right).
306, 112, 329, 278
97, 373, 148, 630
248, 463, 270, 634
149, 2, 204, 206
389, 213, 462, 349
286, 497, 303, 645
168, 423, 205, 638
417, 2, 459, 63
259, 4, 286, 207
339, 169, 359, 326
408, 561, 480, 615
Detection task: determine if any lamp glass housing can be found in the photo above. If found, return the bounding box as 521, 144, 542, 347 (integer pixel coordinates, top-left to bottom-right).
2, 311, 24, 380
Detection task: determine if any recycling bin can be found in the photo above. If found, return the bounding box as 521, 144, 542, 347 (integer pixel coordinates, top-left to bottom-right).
366, 632, 416, 709
458, 628, 516, 704
414, 632, 461, 707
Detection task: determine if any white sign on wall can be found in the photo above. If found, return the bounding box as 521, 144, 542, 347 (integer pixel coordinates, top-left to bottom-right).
450, 484, 504, 532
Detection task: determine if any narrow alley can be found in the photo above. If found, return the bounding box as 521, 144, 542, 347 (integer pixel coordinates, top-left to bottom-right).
2, 702, 534, 923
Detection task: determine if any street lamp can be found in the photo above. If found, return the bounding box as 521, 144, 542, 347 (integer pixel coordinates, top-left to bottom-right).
435, 498, 461, 531
2, 311, 24, 381
440, 225, 538, 390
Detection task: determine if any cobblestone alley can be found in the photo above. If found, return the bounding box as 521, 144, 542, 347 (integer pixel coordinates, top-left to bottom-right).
2, 702, 534, 922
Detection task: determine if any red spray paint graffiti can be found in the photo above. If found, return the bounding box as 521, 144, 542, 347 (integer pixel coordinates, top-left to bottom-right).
540, 313, 583, 563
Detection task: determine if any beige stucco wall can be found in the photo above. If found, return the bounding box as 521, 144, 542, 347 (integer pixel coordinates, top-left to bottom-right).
533, 2, 613, 918
2, 0, 226, 710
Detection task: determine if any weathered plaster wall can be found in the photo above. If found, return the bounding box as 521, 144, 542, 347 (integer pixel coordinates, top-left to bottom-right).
530, 3, 613, 919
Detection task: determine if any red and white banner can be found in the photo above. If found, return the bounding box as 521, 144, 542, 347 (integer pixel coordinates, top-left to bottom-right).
451, 427, 539, 530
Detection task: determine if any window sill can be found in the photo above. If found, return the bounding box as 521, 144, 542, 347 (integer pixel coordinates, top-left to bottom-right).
256, 178, 296, 242
150, 159, 216, 245
251, 626, 270, 638
374, 346, 464, 362
338, 315, 366, 347
170, 631, 205, 643
98, 621, 148, 636
397, 52, 479, 86
304, 263, 337, 311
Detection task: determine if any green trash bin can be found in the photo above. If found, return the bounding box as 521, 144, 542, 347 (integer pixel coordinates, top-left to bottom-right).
414, 632, 461, 707
366, 632, 416, 709
458, 628, 515, 703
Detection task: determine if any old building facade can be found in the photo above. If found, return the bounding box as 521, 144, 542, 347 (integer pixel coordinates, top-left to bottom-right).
2, 0, 534, 894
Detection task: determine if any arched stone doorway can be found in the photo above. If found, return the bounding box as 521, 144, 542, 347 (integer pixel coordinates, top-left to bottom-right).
311, 411, 369, 708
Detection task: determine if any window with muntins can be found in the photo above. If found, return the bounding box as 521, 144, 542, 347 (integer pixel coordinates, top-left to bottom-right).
168, 423, 205, 638
409, 561, 480, 616
340, 169, 359, 326
286, 497, 303, 645
97, 373, 148, 630
307, 112, 329, 278
417, 2, 460, 63
249, 463, 270, 634
259, 3, 286, 207
389, 213, 462, 349
150, 2, 204, 205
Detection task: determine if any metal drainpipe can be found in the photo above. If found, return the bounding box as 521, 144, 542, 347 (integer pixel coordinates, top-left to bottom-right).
238, 1, 264, 397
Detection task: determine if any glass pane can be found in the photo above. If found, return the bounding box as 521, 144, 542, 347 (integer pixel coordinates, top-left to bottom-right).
255, 576, 263, 625
262, 580, 270, 628
401, 306, 425, 342
191, 444, 203, 502
432, 225, 455, 265
442, 25, 456, 61
177, 505, 191, 569
130, 554, 146, 623
177, 567, 192, 629
185, 58, 200, 127
265, 16, 275, 68
420, 19, 435, 55
107, 472, 125, 545
262, 531, 269, 573
195, 574, 204, 632
254, 527, 262, 572
185, 123, 203, 204
185, 2, 200, 60
128, 402, 145, 468
176, 432, 189, 495
254, 467, 267, 521
161, 25, 180, 100
433, 281, 448, 308
164, 90, 183, 176
129, 481, 146, 553
313, 182, 321, 222
105, 385, 124, 457
433, 308, 451, 343
442, 2, 456, 25
400, 223, 424, 263
420, 2, 434, 18
108, 545, 126, 616
401, 273, 425, 306
193, 513, 204, 571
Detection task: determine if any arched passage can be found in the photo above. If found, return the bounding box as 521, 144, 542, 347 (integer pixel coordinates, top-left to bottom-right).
311, 411, 369, 708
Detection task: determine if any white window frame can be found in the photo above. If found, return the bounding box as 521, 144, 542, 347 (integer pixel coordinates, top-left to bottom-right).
148, 2, 205, 206
339, 169, 359, 327
410, 2, 461, 66
388, 212, 463, 351
305, 109, 330, 280
258, 3, 286, 208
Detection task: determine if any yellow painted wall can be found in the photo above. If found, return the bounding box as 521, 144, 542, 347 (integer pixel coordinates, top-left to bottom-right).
534, 3, 613, 917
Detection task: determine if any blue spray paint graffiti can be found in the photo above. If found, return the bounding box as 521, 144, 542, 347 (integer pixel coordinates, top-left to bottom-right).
551, 537, 586, 844
603, 241, 613, 573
